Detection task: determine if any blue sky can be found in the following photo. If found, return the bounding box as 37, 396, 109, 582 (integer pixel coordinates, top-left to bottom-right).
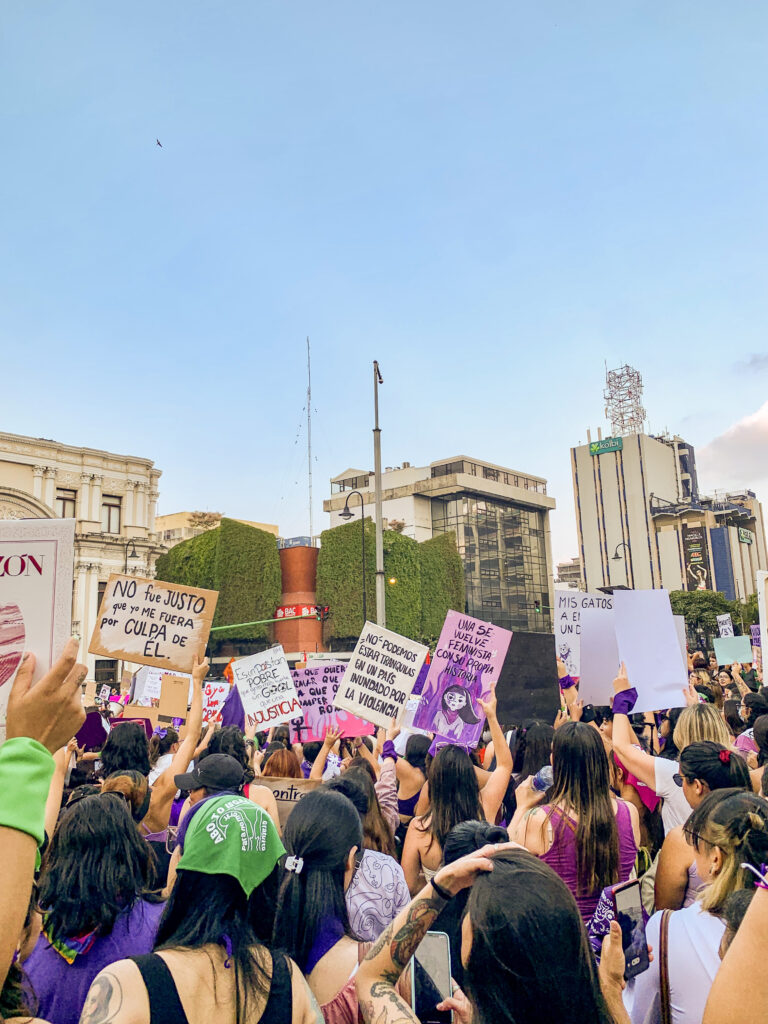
2, 1, 767, 564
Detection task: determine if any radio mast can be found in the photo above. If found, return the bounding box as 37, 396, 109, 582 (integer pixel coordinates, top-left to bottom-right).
307, 337, 313, 542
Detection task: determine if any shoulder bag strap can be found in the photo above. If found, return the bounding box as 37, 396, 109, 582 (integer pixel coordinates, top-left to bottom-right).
659, 909, 672, 1024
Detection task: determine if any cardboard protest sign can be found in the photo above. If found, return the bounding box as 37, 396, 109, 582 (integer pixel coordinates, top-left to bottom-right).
257, 777, 321, 829
555, 591, 613, 677
202, 681, 229, 724
717, 614, 734, 638
89, 574, 218, 674
334, 623, 428, 730
612, 590, 688, 714
752, 624, 762, 648
233, 645, 303, 730
159, 674, 189, 721
289, 662, 374, 742
0, 518, 74, 729
713, 635, 753, 666
121, 705, 160, 730
413, 611, 512, 748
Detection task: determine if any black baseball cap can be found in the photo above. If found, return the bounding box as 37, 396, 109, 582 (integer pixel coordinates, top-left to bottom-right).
175, 753, 245, 793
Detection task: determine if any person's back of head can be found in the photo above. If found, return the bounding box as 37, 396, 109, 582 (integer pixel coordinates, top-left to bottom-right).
159, 795, 286, 1022
203, 725, 254, 783
102, 769, 152, 822
685, 788, 768, 916
724, 699, 745, 737
342, 766, 394, 856
742, 692, 768, 727
550, 722, 618, 895
302, 741, 322, 765
148, 726, 179, 767
678, 742, 751, 796
426, 745, 484, 850
443, 820, 508, 864
100, 722, 151, 778
273, 788, 363, 973
753, 715, 768, 767
519, 723, 555, 779
673, 703, 731, 752
464, 851, 613, 1024
404, 734, 430, 774
262, 747, 302, 778
38, 794, 154, 941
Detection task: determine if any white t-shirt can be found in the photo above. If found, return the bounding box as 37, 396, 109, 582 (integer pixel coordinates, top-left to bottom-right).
654, 757, 692, 834
626, 902, 725, 1024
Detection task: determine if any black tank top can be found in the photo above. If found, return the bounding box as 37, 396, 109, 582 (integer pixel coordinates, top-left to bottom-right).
131, 949, 292, 1024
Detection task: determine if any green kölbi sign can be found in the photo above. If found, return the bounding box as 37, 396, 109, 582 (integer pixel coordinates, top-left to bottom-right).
739, 527, 753, 545
589, 437, 623, 456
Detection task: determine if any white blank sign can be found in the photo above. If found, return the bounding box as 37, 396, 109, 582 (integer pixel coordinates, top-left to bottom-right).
613, 590, 688, 713
578, 606, 620, 706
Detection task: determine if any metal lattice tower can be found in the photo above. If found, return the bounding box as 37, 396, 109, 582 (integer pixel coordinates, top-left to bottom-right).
603, 363, 646, 436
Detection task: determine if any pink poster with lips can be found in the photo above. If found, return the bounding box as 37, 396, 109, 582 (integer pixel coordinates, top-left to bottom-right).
0, 519, 75, 734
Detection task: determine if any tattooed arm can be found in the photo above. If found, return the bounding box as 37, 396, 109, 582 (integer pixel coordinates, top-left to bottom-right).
79, 962, 147, 1024
356, 843, 515, 1023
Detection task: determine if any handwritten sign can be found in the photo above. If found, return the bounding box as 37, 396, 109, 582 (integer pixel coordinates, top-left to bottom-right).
555, 591, 613, 677
289, 662, 375, 742
89, 574, 218, 674
203, 681, 229, 724
334, 623, 428, 730
0, 518, 74, 731
413, 611, 512, 748
717, 613, 734, 638
233, 645, 303, 730
257, 777, 321, 828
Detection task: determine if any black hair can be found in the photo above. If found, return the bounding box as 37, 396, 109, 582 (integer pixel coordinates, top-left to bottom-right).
102, 770, 152, 822
440, 684, 480, 724
421, 745, 484, 852
99, 722, 151, 778
724, 699, 745, 737
753, 715, 768, 768
513, 722, 554, 778
273, 725, 291, 747
38, 794, 160, 942
464, 852, 614, 1024
201, 726, 254, 785
678, 742, 751, 791
301, 741, 322, 764
148, 727, 179, 767
325, 774, 369, 817
65, 784, 101, 807
272, 788, 363, 972
157, 867, 279, 1024
742, 692, 768, 726
721, 888, 754, 940
403, 734, 430, 775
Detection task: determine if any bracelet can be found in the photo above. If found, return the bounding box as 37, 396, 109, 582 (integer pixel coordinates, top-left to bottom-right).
611, 688, 638, 717
559, 675, 577, 691
430, 878, 454, 902
381, 740, 398, 762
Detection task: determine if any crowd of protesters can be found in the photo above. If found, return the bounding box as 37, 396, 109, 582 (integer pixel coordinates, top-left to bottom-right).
1, 638, 767, 1024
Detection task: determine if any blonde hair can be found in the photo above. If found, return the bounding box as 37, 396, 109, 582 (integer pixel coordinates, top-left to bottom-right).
687, 791, 768, 915
673, 704, 730, 752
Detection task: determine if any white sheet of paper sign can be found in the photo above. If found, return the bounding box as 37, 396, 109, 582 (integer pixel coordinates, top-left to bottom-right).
613, 590, 688, 714
673, 616, 688, 672
713, 635, 754, 665
555, 591, 613, 677
577, 606, 620, 706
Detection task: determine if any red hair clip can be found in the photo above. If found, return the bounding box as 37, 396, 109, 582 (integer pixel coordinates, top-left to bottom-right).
718, 749, 731, 765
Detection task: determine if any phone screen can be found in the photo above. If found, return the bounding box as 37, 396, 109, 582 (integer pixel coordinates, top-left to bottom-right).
412, 931, 452, 1024
614, 882, 650, 980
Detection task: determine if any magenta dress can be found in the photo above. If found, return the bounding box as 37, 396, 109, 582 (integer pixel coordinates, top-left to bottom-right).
540, 799, 637, 924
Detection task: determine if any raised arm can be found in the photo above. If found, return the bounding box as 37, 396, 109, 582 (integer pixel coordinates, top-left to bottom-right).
309, 726, 342, 781
477, 683, 512, 822
610, 663, 658, 791
154, 656, 208, 797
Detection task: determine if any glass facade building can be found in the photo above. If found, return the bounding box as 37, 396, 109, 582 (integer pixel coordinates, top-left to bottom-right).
431, 494, 552, 633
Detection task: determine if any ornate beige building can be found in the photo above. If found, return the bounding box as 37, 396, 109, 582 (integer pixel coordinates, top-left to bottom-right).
0, 431, 166, 682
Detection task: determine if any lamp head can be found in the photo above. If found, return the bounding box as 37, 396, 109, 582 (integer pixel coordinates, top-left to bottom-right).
339, 508, 354, 521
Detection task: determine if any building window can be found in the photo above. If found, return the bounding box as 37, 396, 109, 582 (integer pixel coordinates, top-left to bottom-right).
94, 659, 118, 685
55, 489, 77, 519
101, 496, 121, 534
97, 580, 108, 617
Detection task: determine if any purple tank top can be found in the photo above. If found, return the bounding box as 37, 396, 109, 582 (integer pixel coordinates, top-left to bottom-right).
540, 800, 637, 924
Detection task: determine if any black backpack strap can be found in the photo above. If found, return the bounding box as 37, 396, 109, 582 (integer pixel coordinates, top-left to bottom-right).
260, 953, 293, 1024
131, 954, 188, 1024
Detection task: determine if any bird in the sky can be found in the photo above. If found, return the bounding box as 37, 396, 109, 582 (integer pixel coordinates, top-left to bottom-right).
156, 139, 162, 147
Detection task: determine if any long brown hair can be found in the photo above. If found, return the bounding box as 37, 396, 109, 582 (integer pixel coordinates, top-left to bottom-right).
261, 748, 302, 778
548, 723, 619, 896
344, 766, 395, 857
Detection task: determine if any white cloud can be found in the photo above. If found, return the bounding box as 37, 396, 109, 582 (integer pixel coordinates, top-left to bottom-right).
696, 400, 768, 503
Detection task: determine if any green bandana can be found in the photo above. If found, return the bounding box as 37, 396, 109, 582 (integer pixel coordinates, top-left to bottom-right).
178, 795, 285, 896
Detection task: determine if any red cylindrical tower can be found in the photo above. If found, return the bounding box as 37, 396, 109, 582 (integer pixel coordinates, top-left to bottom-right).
272, 546, 326, 654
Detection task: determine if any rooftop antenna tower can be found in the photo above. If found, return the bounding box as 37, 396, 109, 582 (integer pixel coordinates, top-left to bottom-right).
603, 362, 646, 436
307, 337, 313, 542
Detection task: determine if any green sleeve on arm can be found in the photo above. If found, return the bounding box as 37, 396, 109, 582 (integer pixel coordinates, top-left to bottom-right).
0, 737, 55, 847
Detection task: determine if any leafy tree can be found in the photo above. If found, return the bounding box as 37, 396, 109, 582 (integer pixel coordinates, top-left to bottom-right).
669, 589, 746, 649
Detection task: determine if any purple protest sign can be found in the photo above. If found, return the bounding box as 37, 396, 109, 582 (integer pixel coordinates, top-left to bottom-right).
752, 625, 762, 648
290, 662, 375, 742
412, 610, 513, 750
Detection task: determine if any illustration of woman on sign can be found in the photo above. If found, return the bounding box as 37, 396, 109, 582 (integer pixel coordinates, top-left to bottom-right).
433, 684, 480, 740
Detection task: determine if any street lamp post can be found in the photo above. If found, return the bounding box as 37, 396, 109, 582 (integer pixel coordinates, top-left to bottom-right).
373, 361, 385, 627
120, 540, 140, 685
339, 490, 367, 625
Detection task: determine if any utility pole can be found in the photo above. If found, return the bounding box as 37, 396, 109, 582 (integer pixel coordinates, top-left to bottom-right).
307, 337, 313, 543
373, 361, 385, 626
